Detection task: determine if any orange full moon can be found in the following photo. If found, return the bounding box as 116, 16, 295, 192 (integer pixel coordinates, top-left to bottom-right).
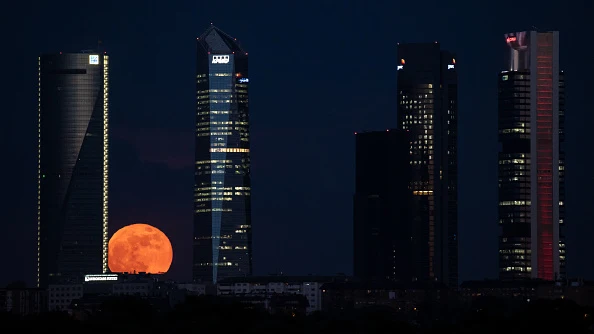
108, 223, 173, 274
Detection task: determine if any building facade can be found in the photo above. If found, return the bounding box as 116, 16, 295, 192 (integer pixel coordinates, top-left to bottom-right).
396, 43, 458, 287
0, 288, 47, 315
217, 276, 337, 314
498, 31, 565, 281
353, 130, 413, 282
38, 52, 109, 288
193, 26, 252, 283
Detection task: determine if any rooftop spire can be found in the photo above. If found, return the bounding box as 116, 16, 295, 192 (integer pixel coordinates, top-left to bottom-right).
197, 25, 245, 54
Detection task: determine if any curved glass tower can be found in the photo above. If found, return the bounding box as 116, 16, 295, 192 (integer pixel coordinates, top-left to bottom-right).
193, 26, 252, 283
38, 52, 109, 287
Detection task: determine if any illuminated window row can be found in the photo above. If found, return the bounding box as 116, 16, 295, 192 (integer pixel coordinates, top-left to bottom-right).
413, 190, 433, 196
499, 201, 531, 206
500, 159, 529, 164
195, 197, 233, 202
197, 89, 232, 93
198, 262, 238, 266
196, 132, 232, 137
501, 128, 529, 134
502, 267, 531, 272
196, 235, 232, 240
195, 186, 232, 191
210, 148, 250, 153
218, 245, 249, 250
196, 127, 232, 131
197, 121, 245, 126
195, 191, 249, 197
499, 249, 529, 254
195, 208, 233, 213
196, 191, 235, 196
195, 160, 232, 165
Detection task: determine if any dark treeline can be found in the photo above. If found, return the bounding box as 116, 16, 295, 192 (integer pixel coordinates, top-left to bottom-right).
1, 295, 592, 333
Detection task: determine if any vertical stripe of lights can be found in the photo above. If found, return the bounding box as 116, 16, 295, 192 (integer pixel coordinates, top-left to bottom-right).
102, 55, 109, 273
37, 56, 41, 287
536, 35, 554, 280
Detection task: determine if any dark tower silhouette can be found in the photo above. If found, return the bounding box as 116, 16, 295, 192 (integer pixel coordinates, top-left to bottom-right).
353, 130, 413, 282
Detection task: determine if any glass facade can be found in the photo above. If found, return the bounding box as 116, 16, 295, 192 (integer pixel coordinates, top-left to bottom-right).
38, 52, 109, 288
396, 43, 458, 287
498, 31, 564, 281
193, 26, 252, 283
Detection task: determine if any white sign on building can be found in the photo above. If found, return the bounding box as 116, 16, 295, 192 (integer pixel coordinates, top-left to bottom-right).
89, 55, 99, 65
212, 55, 230, 64
84, 274, 118, 282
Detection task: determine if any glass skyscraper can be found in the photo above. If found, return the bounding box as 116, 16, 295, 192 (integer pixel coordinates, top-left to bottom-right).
498, 31, 565, 281
37, 52, 109, 288
193, 26, 252, 283
396, 43, 458, 287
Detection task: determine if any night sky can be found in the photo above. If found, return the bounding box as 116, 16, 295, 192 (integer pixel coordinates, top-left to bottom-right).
2, 0, 593, 287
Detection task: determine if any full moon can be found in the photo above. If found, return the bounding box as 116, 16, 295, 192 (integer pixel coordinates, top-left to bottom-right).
108, 223, 173, 274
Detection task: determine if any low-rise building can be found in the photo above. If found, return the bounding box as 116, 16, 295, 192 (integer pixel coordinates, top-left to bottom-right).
217, 275, 346, 314
320, 280, 453, 316
48, 273, 184, 313
0, 288, 47, 315
177, 283, 207, 296
48, 284, 83, 311
460, 279, 594, 307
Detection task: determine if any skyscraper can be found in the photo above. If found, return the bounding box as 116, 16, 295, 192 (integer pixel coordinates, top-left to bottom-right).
498, 31, 565, 281
396, 43, 458, 287
353, 129, 413, 282
38, 52, 109, 288
193, 26, 252, 283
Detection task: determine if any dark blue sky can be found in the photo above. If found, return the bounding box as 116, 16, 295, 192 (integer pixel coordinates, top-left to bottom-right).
2, 0, 593, 287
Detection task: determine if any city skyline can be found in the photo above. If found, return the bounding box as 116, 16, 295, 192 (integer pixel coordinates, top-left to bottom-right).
3, 0, 592, 287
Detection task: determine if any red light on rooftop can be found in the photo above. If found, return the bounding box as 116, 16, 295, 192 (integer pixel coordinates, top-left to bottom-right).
506, 36, 517, 43
354, 132, 357, 135
400, 59, 405, 65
